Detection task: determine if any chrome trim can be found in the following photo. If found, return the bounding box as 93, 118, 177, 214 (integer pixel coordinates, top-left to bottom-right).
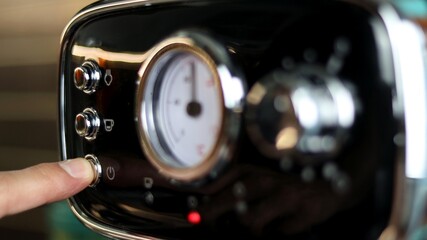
375, 2, 427, 239
374, 3, 427, 179
67, 198, 161, 240
60, 0, 186, 42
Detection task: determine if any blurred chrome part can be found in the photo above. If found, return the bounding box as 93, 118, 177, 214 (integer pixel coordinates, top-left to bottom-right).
394, 21, 427, 180
73, 59, 101, 94
378, 4, 427, 240
246, 66, 357, 160
75, 107, 100, 141
379, 2, 427, 240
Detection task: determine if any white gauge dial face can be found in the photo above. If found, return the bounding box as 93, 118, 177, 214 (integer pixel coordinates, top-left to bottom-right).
142, 49, 223, 169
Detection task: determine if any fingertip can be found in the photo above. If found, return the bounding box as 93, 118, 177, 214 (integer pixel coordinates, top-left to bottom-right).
59, 158, 95, 185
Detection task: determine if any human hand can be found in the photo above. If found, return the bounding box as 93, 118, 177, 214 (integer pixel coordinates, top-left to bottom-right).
0, 158, 94, 218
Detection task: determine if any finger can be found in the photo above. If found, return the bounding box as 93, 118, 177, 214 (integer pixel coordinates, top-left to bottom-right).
0, 158, 94, 218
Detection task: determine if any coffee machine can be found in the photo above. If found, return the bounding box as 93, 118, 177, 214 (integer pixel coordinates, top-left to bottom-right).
58, 0, 427, 239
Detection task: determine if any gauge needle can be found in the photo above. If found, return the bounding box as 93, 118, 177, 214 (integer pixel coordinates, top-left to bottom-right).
187, 61, 202, 117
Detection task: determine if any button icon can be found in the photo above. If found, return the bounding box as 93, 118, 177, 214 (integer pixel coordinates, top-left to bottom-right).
106, 166, 116, 180
104, 69, 113, 86
144, 192, 154, 205
144, 177, 153, 189
104, 119, 115, 132
187, 196, 198, 208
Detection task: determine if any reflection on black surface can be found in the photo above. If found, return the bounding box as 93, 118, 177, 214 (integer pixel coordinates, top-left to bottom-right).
61, 0, 396, 239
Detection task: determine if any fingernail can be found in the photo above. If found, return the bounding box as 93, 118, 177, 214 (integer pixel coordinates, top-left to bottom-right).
59, 159, 93, 179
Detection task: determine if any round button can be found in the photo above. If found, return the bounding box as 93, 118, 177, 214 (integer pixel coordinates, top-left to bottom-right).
75, 108, 100, 140
246, 66, 357, 160
74, 67, 89, 89
84, 154, 102, 187
74, 60, 101, 94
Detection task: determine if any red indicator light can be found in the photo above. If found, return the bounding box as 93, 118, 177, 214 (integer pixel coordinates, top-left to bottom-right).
187, 211, 201, 225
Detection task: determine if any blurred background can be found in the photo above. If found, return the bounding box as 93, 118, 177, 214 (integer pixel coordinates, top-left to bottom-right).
0, 1, 108, 239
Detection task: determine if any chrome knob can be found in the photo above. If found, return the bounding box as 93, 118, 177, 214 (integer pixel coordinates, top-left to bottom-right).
75, 108, 101, 141
246, 66, 358, 161
74, 60, 101, 94
84, 154, 102, 187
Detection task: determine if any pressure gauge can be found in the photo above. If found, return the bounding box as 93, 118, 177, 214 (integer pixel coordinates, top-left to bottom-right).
136, 31, 246, 182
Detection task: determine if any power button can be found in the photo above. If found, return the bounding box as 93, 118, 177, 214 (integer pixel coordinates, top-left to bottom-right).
84, 154, 102, 187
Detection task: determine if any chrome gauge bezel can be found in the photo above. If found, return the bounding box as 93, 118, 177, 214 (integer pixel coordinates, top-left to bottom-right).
136, 30, 246, 182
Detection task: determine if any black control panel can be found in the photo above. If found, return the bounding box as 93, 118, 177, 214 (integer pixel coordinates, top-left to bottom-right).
59, 0, 409, 239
